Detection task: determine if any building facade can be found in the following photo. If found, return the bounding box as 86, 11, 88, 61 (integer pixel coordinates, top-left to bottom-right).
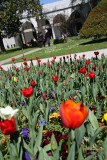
3, 0, 97, 49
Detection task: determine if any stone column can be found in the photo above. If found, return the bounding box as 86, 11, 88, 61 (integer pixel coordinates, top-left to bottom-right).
21, 33, 26, 44
51, 24, 56, 39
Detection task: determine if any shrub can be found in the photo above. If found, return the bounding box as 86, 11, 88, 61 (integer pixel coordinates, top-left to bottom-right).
29, 41, 42, 47
80, 0, 107, 38
53, 38, 64, 44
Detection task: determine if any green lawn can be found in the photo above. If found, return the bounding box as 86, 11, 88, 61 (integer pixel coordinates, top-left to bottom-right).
15, 37, 107, 63
2, 37, 107, 64
0, 46, 38, 61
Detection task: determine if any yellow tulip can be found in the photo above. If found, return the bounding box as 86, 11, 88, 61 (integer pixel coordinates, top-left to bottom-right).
13, 77, 18, 82
102, 113, 107, 122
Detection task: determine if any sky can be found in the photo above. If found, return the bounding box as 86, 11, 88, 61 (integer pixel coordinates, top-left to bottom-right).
40, 0, 61, 5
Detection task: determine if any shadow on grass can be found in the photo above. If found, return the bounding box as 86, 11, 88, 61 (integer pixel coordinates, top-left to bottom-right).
0, 46, 33, 55
0, 47, 21, 55
80, 38, 107, 45
7, 47, 21, 53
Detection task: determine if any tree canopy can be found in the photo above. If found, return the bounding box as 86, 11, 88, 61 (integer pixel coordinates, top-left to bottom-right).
0, 0, 42, 51
80, 0, 107, 38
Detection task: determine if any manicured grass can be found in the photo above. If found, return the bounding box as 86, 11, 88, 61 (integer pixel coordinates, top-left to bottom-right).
2, 37, 107, 64
0, 46, 38, 61
15, 37, 107, 63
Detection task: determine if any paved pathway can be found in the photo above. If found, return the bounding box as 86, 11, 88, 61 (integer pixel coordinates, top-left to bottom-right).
0, 48, 42, 65
1, 48, 107, 71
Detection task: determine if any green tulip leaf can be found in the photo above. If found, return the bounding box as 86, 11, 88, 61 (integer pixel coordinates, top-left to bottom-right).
88, 110, 99, 131
51, 134, 58, 150
90, 126, 107, 146
0, 151, 4, 160
77, 147, 84, 160
85, 153, 96, 160
103, 137, 107, 158
44, 144, 51, 152
67, 141, 75, 160
22, 139, 34, 158
75, 124, 86, 146
38, 148, 52, 160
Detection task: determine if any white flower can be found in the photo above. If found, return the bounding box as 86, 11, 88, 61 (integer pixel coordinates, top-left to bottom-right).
0, 106, 18, 120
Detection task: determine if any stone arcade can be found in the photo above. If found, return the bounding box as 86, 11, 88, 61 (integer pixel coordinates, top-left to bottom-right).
3, 0, 97, 49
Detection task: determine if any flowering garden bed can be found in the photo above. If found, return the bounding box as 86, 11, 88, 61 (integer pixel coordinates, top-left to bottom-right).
0, 52, 107, 160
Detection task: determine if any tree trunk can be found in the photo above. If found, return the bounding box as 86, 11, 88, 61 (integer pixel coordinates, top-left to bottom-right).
0, 33, 6, 52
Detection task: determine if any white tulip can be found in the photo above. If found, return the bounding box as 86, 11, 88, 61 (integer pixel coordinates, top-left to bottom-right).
0, 106, 18, 120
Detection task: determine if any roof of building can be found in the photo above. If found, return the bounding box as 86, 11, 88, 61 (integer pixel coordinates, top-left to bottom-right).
42, 0, 83, 13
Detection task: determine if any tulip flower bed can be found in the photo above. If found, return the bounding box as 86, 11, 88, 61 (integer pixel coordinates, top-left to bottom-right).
0, 52, 107, 160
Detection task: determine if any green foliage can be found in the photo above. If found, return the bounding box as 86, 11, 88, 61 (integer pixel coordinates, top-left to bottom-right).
0, 0, 21, 37
80, 0, 107, 38
29, 41, 42, 47
0, 0, 41, 37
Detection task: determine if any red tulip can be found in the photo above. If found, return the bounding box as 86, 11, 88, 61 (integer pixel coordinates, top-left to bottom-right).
53, 56, 56, 59
88, 71, 95, 79
30, 80, 36, 87
25, 67, 30, 71
11, 58, 15, 62
56, 66, 60, 70
78, 67, 87, 74
52, 75, 58, 82
51, 60, 55, 64
76, 59, 80, 62
60, 57, 62, 61
94, 51, 99, 56
23, 62, 27, 66
0, 66, 3, 70
36, 56, 39, 60
82, 54, 86, 58
22, 57, 26, 61
42, 92, 47, 100
43, 62, 46, 65
60, 100, 88, 129
0, 117, 16, 135
74, 54, 77, 58
92, 66, 96, 71
37, 59, 41, 63
20, 87, 33, 98
15, 67, 19, 72
48, 63, 51, 68
85, 59, 90, 65
38, 71, 42, 75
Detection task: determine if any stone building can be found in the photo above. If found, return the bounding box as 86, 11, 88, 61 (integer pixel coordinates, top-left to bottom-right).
3, 0, 98, 48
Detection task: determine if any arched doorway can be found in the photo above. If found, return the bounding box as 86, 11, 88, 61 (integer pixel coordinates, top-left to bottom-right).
67, 11, 85, 36
22, 21, 37, 43
53, 14, 67, 38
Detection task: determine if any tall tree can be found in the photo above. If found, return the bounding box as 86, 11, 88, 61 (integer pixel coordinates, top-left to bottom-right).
80, 0, 107, 38
0, 0, 42, 52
